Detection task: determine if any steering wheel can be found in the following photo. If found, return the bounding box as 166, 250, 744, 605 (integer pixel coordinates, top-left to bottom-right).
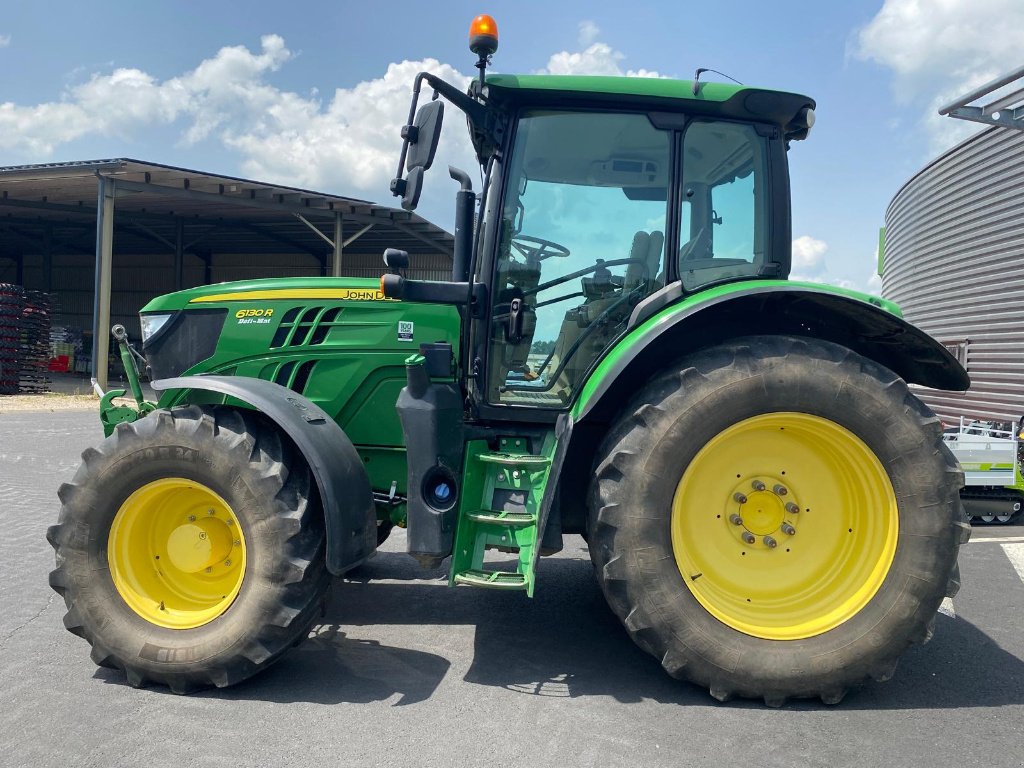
511, 235, 570, 262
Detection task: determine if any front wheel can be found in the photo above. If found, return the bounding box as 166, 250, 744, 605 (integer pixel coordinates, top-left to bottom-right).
588, 335, 969, 705
47, 406, 330, 693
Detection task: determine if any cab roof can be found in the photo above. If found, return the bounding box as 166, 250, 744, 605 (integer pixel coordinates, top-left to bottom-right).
483, 74, 816, 139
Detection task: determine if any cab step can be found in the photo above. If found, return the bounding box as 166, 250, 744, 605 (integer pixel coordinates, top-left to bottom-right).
476, 452, 552, 467
449, 436, 555, 597
453, 570, 529, 590
465, 509, 536, 526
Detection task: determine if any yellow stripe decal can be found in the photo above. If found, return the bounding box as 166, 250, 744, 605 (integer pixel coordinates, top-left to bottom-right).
190, 288, 397, 303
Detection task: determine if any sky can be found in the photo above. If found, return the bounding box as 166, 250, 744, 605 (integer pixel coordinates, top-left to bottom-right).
2, 0, 1022, 293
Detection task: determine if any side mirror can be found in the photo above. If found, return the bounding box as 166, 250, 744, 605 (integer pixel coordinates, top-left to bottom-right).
401, 166, 424, 211
406, 100, 444, 172
384, 248, 410, 274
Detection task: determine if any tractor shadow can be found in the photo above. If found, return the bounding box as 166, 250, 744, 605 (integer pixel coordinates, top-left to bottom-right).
335, 547, 1024, 711
99, 542, 1024, 709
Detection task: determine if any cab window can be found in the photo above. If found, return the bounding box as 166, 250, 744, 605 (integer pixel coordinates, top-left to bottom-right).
678, 121, 769, 291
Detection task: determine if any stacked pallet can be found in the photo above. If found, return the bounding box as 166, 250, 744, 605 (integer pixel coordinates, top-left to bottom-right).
0, 284, 24, 394
19, 291, 52, 393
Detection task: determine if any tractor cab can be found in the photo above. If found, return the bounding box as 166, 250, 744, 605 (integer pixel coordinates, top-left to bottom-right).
384, 19, 816, 418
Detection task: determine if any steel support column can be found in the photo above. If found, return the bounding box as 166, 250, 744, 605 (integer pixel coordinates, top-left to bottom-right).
332, 211, 344, 276
42, 224, 53, 293
174, 217, 185, 291
91, 176, 115, 392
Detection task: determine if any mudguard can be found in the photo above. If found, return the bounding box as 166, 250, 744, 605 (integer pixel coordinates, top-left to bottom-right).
152, 375, 376, 575
572, 283, 970, 424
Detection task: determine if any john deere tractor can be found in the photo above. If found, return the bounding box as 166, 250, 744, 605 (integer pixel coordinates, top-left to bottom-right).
48, 16, 970, 705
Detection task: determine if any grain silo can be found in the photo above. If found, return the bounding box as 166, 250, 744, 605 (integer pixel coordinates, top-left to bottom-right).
881, 68, 1024, 428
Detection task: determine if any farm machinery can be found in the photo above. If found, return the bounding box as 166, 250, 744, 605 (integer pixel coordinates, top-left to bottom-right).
48, 15, 971, 705
944, 418, 1023, 524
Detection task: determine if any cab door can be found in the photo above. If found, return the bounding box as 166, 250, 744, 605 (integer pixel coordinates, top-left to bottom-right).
483, 110, 675, 410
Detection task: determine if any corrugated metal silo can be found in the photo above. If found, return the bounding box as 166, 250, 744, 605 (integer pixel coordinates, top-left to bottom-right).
882, 125, 1024, 425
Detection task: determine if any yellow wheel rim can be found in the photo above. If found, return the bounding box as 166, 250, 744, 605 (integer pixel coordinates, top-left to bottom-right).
108, 478, 246, 630
671, 413, 898, 640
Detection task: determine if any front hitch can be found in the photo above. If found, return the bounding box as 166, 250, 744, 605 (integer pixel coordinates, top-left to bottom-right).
99, 324, 156, 436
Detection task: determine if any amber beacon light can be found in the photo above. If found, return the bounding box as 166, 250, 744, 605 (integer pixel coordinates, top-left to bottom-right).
469, 14, 499, 58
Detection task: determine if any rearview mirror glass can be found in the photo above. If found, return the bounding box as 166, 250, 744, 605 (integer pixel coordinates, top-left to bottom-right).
401, 166, 424, 211
406, 100, 444, 172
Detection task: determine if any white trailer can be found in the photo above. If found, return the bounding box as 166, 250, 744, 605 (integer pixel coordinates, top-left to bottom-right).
943, 418, 1023, 524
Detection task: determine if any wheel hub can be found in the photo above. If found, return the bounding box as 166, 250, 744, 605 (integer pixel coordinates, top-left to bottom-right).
730, 480, 797, 539
166, 519, 234, 573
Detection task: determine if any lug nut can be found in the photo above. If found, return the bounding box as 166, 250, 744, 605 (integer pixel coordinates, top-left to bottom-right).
741, 531, 756, 545
188, 515, 196, 522
224, 560, 231, 567
733, 492, 747, 504
773, 484, 788, 496
512, 470, 521, 480
205, 567, 212, 574
781, 523, 796, 536
233, 539, 241, 546
785, 502, 799, 515
198, 532, 207, 540
751, 480, 766, 491
729, 513, 744, 526
763, 535, 778, 548
497, 472, 506, 482
207, 509, 215, 516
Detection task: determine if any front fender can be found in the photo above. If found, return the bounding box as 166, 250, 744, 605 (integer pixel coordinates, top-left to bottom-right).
572, 282, 969, 424
153, 375, 376, 575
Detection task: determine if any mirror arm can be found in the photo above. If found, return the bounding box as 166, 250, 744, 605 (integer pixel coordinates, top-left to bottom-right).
382, 274, 488, 316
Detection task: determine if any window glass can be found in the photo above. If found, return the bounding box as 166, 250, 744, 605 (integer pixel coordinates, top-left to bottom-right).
488, 111, 671, 407
678, 121, 768, 291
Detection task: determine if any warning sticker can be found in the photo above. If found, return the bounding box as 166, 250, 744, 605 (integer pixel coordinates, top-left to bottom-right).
398, 320, 414, 342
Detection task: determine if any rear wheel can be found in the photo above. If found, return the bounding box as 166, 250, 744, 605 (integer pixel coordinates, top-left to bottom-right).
47, 406, 330, 693
588, 335, 969, 705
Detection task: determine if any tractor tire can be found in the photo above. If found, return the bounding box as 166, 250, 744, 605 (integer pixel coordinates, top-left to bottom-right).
47, 405, 330, 693
588, 335, 969, 706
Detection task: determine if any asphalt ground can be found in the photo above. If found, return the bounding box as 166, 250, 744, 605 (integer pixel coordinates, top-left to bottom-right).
1, 409, 1022, 768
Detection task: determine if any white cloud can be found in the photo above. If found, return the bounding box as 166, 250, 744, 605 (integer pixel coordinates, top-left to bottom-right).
0, 37, 476, 208
578, 21, 600, 48
0, 35, 291, 156
791, 235, 884, 294
538, 29, 663, 78
225, 58, 475, 195
854, 0, 1024, 153
0, 34, 10, 48
791, 235, 828, 276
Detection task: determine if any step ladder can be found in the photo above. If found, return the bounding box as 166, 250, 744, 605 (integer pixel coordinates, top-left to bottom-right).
449, 437, 552, 596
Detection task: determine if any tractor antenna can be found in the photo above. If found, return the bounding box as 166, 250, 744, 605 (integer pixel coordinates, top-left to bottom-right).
692, 68, 743, 95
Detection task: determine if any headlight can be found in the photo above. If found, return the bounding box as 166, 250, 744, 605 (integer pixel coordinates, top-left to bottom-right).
140, 313, 174, 344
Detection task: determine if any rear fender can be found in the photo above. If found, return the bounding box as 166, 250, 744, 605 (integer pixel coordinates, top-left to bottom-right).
572, 283, 969, 424
153, 375, 376, 575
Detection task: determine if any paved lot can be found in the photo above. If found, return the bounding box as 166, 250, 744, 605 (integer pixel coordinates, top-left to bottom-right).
2, 409, 1022, 768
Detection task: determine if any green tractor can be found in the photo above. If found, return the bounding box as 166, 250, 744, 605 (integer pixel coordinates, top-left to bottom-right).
48, 16, 970, 705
